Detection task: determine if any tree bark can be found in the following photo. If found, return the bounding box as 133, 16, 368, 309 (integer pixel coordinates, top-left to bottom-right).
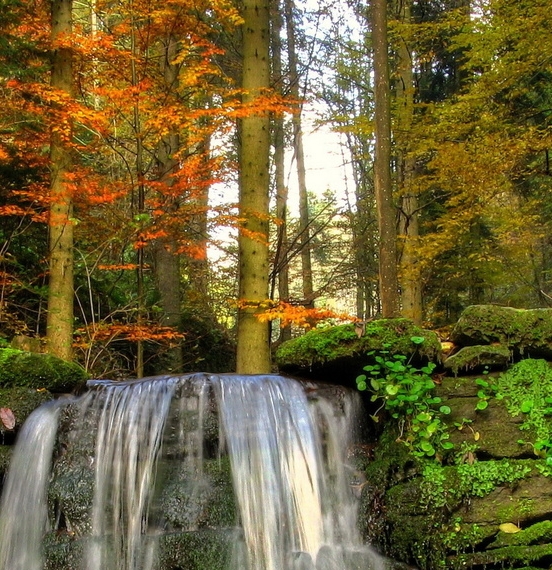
46, 0, 74, 360
284, 0, 314, 305
271, 0, 291, 343
154, 34, 183, 373
236, 0, 271, 373
396, 0, 422, 324
372, 0, 400, 317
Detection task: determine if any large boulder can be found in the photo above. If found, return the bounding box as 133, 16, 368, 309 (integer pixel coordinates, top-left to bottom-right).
450, 305, 552, 359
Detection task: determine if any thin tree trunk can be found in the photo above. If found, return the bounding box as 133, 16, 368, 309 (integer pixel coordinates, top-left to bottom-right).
130, 6, 145, 377
372, 0, 400, 317
284, 0, 314, 305
396, 0, 422, 324
271, 0, 291, 343
47, 0, 74, 360
236, 0, 271, 374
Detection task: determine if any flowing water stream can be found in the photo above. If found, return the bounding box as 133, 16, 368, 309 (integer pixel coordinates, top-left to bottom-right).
0, 373, 387, 570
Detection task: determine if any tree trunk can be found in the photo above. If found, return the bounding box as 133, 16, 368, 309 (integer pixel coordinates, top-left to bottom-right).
46, 0, 74, 360
236, 0, 271, 374
153, 34, 183, 373
372, 0, 400, 317
396, 0, 422, 324
284, 0, 314, 305
271, 0, 291, 343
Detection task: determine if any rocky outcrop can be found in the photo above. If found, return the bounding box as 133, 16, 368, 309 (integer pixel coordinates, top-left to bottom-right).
276, 307, 552, 569
353, 307, 552, 570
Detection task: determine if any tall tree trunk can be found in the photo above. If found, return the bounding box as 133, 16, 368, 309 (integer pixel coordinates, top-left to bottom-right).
47, 0, 74, 360
236, 0, 271, 374
271, 0, 291, 343
154, 34, 183, 373
396, 0, 422, 324
284, 0, 314, 305
372, 0, 400, 317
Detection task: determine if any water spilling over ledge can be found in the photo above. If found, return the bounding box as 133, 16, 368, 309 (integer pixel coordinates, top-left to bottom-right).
0, 373, 388, 570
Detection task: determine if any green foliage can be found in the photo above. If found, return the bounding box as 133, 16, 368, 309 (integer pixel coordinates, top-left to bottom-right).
474, 359, 552, 475
496, 359, 552, 438
356, 337, 452, 458
456, 460, 532, 498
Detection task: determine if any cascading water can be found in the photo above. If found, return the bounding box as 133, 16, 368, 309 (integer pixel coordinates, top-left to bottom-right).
0, 373, 387, 570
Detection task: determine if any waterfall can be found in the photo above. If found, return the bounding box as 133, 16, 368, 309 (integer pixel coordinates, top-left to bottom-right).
0, 373, 386, 570
0, 401, 63, 570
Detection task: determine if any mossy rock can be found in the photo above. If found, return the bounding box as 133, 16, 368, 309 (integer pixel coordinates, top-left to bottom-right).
0, 386, 53, 435
373, 459, 541, 569
451, 305, 552, 359
449, 543, 552, 569
444, 344, 511, 374
434, 375, 531, 458
275, 320, 441, 384
0, 349, 88, 392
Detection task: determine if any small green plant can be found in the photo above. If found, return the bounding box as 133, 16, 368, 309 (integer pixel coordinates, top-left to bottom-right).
457, 459, 532, 497
473, 367, 502, 411
356, 336, 453, 459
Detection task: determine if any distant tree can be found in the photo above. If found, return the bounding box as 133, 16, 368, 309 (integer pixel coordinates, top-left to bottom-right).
372, 0, 400, 317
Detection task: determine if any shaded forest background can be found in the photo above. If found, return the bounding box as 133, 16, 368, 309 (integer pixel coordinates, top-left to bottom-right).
0, 0, 551, 378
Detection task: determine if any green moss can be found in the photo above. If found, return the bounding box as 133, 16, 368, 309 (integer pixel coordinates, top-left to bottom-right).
491, 521, 552, 548
0, 348, 88, 392
0, 445, 12, 475
451, 542, 552, 568
494, 359, 552, 439
275, 319, 441, 370
444, 344, 511, 375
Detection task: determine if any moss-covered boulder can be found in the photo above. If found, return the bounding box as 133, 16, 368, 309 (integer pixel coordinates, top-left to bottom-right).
275, 320, 441, 385
444, 344, 511, 374
451, 305, 552, 359
0, 348, 88, 393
